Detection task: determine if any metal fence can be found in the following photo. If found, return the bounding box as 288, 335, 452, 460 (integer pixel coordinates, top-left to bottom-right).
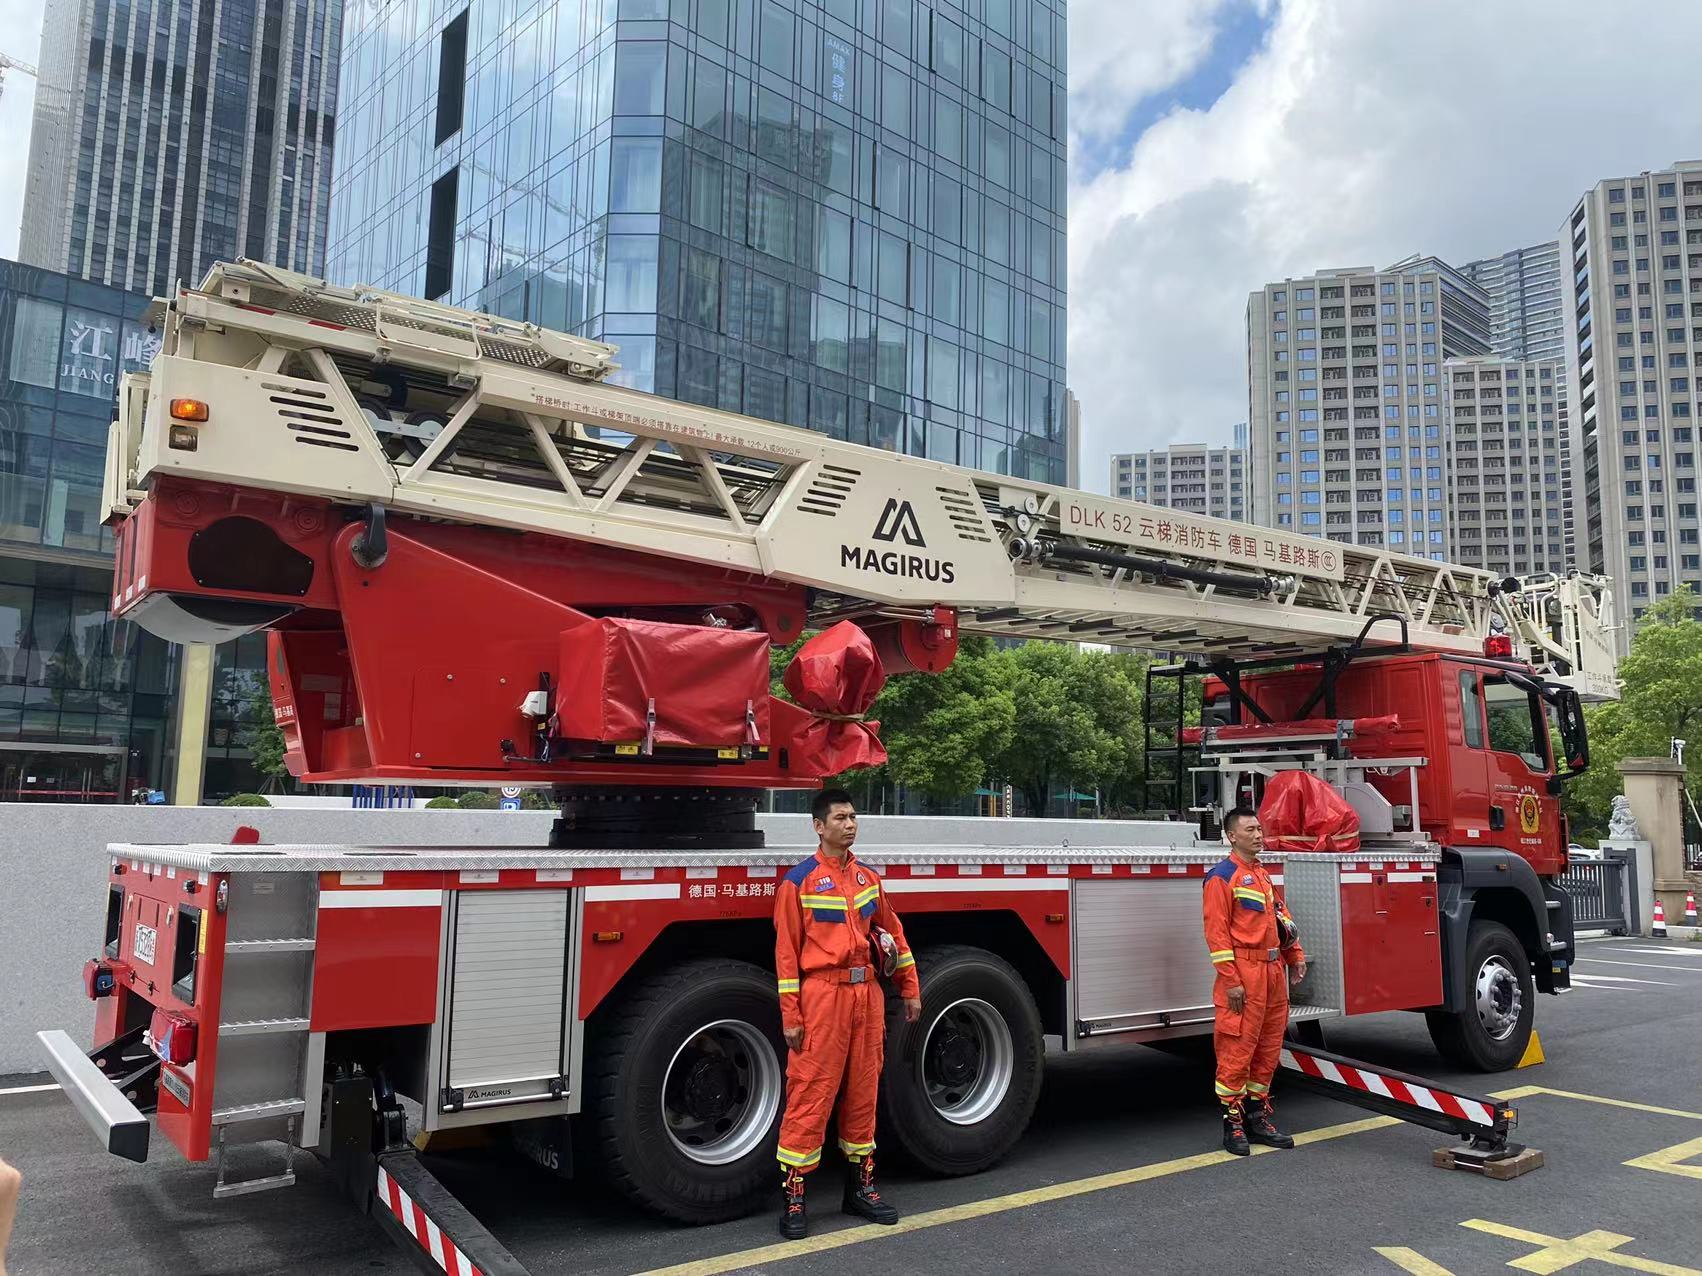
1559, 854, 1634, 935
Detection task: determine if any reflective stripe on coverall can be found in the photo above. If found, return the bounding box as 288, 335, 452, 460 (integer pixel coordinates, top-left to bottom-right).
1202, 855, 1305, 1109
774, 850, 921, 1171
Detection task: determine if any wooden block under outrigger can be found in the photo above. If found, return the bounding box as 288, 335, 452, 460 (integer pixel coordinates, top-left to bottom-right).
1432, 1144, 1545, 1180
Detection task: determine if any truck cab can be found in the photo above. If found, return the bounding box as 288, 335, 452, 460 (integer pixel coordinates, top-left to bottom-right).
1181, 645, 1591, 1071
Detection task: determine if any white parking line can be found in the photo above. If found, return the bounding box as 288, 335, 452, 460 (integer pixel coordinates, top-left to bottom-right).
0, 1083, 60, 1097
1599, 946, 1702, 959
1576, 957, 1702, 974
1571, 972, 1675, 987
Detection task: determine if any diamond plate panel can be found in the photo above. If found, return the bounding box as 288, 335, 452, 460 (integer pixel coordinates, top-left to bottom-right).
1281, 856, 1343, 1013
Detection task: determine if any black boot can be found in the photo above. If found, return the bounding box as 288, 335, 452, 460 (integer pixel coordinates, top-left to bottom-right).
1244, 1098, 1295, 1149
843, 1154, 899, 1225
778, 1167, 808, 1240
1222, 1107, 1250, 1156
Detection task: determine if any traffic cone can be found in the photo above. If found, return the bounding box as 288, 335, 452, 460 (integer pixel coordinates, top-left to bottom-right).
1686, 890, 1699, 927
1652, 899, 1668, 938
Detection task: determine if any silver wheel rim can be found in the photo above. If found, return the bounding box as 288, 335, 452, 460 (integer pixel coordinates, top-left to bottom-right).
662, 1018, 782, 1165
1474, 955, 1523, 1043
921, 998, 1014, 1126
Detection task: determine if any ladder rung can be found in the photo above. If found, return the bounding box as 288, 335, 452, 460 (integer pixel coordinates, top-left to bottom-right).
225, 938, 317, 953
212, 1098, 306, 1124
220, 1018, 310, 1037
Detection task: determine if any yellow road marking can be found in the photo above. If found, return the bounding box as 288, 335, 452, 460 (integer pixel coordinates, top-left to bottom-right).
633, 1115, 1401, 1276
1375, 1246, 1457, 1275
1624, 1135, 1702, 1181
1461, 1219, 1702, 1276
641, 1084, 1702, 1276
1491, 1086, 1702, 1122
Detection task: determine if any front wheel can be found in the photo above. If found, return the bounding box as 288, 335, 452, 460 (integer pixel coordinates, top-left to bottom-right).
878, 945, 1044, 1175
584, 958, 785, 1223
1425, 920, 1534, 1072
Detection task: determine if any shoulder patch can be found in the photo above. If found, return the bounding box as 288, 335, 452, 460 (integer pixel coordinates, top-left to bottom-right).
1205, 859, 1238, 884
783, 857, 818, 888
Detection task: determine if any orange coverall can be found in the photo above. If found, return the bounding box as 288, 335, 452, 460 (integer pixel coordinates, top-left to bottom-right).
1203, 855, 1305, 1110
774, 850, 920, 1172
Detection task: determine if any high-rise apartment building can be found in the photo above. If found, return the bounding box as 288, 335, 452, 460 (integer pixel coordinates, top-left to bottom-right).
19, 0, 341, 296
1110, 441, 1245, 521
1464, 239, 1566, 361
1564, 161, 1702, 637
1445, 357, 1568, 577
1247, 264, 1489, 558
326, 0, 1069, 483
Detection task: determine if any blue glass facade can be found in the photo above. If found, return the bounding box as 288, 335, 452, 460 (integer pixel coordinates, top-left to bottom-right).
327, 0, 1068, 482
0, 260, 183, 800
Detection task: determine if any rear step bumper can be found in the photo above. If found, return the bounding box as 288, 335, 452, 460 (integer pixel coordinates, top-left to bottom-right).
36, 1029, 151, 1163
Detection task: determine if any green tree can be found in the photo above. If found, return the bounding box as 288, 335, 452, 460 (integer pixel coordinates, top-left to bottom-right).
876, 636, 1016, 801
987, 643, 1144, 816
1562, 589, 1702, 841
236, 692, 290, 788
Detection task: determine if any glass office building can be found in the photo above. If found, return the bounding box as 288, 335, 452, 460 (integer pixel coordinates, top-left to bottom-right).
327, 0, 1069, 482
20, 0, 342, 296
0, 260, 183, 801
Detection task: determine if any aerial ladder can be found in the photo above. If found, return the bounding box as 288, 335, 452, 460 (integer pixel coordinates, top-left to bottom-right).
102, 261, 1618, 787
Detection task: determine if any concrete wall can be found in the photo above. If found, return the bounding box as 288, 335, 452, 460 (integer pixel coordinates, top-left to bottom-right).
0, 805, 554, 1075
0, 804, 1198, 1075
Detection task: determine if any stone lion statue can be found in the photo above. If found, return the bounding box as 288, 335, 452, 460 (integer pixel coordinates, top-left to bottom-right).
1608, 795, 1641, 841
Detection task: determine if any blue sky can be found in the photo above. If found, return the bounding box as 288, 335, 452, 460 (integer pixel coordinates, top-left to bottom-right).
1075, 0, 1274, 184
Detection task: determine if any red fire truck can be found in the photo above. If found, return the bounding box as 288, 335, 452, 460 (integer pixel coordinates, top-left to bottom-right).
41, 263, 1617, 1255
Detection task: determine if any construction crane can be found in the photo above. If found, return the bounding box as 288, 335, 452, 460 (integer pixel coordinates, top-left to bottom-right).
0, 51, 38, 104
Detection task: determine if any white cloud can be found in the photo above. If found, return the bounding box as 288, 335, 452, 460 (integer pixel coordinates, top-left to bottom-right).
1068, 0, 1702, 489
0, 0, 45, 258
1067, 0, 1238, 153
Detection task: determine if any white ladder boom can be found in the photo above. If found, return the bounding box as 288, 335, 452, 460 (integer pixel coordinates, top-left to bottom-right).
104, 260, 1619, 700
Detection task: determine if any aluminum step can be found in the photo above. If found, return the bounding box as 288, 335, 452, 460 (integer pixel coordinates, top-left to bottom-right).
212, 1097, 306, 1125
225, 937, 317, 953
220, 1018, 310, 1037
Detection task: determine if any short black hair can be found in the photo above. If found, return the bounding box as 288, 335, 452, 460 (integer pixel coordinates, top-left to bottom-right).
812, 787, 856, 823
1224, 805, 1259, 834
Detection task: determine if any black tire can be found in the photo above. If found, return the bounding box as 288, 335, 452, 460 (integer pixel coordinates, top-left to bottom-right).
1425, 920, 1535, 1072
584, 957, 785, 1223
878, 945, 1044, 1176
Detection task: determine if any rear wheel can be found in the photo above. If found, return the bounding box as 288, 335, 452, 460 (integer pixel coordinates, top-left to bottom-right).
879, 945, 1044, 1175
1425, 920, 1534, 1072
585, 958, 785, 1223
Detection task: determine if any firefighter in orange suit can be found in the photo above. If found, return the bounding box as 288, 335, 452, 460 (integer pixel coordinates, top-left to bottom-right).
773, 788, 922, 1240
1203, 805, 1307, 1155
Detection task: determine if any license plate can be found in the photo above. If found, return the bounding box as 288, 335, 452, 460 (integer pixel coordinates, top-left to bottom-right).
133, 923, 157, 965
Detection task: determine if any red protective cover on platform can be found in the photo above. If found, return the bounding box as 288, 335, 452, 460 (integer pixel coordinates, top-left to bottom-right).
556, 617, 771, 747
1258, 770, 1361, 853
782, 621, 888, 774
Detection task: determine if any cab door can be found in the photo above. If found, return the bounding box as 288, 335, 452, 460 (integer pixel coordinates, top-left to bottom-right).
1479, 673, 1562, 874
1446, 667, 1493, 850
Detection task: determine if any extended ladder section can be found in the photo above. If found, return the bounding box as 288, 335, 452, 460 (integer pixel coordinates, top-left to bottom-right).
105, 260, 1619, 698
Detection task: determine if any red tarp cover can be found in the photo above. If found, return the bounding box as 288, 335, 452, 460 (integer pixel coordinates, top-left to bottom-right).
1257, 770, 1362, 854
782, 621, 888, 774
556, 617, 771, 748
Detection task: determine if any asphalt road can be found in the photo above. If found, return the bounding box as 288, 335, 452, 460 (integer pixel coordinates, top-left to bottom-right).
4, 934, 1701, 1276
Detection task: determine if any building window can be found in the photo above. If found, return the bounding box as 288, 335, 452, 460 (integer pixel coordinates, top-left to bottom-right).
434, 11, 469, 145
424, 168, 458, 300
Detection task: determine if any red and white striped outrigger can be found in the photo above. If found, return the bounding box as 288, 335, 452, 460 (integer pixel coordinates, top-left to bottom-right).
1279, 1041, 1520, 1165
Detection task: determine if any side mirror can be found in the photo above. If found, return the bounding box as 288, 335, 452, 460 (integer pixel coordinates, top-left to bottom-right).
1552, 687, 1589, 782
